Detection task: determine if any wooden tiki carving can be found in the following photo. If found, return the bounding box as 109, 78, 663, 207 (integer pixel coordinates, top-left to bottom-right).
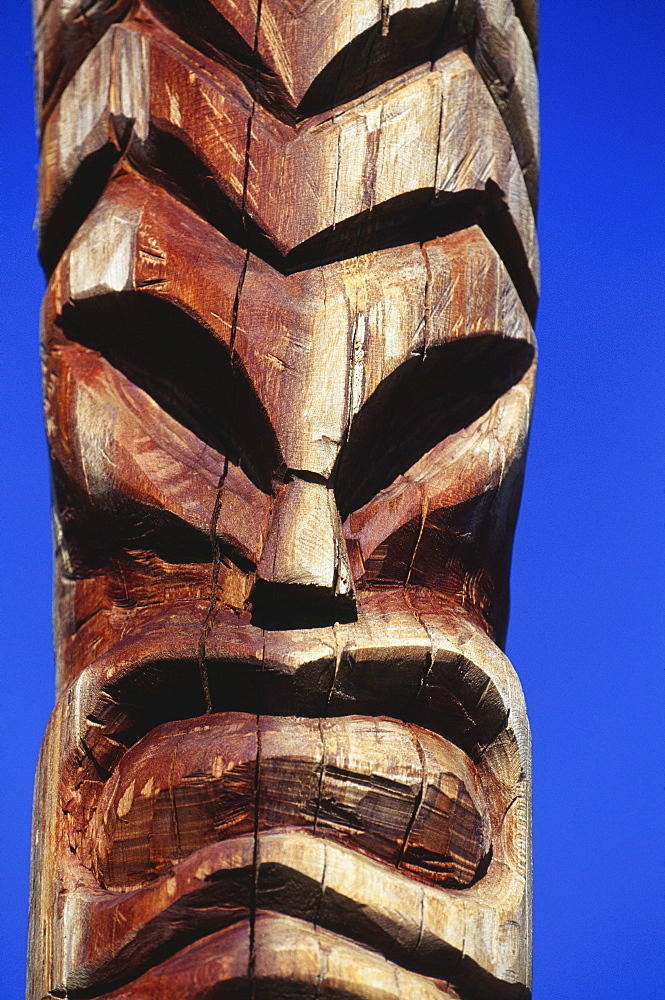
29, 1, 538, 997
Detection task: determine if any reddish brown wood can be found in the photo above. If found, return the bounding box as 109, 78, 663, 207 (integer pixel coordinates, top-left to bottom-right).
29, 1, 538, 997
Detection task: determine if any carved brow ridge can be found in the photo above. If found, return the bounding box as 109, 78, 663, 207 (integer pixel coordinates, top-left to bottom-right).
39, 0, 464, 127
44, 155, 537, 324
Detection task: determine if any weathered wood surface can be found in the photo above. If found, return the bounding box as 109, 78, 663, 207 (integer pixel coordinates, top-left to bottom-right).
30, 1, 538, 998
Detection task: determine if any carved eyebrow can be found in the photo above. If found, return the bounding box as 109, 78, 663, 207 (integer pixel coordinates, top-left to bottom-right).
39, 0, 536, 137
60, 291, 284, 494
334, 334, 535, 519
285, 186, 538, 324
116, 133, 537, 318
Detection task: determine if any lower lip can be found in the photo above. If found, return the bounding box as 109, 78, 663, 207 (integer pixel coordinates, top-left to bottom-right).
90, 712, 490, 892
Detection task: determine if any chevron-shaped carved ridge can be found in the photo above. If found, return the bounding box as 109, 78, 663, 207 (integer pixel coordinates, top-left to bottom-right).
36, 1, 538, 202
40, 24, 538, 314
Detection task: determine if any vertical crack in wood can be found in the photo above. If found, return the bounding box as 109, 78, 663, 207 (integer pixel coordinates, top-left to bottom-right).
381, 1, 391, 37
420, 241, 433, 346
230, 252, 250, 357
312, 716, 327, 838
413, 638, 434, 716
230, 92, 254, 357
404, 486, 429, 590
231, 0, 263, 356
332, 128, 342, 229
246, 0, 264, 968
402, 589, 436, 718
198, 0, 264, 716
312, 759, 328, 934
432, 78, 446, 201
196, 457, 229, 714
403, 244, 431, 594
396, 724, 427, 869
324, 625, 344, 716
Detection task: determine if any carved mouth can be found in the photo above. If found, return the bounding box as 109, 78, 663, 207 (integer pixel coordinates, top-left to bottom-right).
54, 594, 528, 1000
67, 591, 513, 778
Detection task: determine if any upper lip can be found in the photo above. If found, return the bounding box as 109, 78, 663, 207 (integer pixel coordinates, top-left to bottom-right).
68, 592, 511, 787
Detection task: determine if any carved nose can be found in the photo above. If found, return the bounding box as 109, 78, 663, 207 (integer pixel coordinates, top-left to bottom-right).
251, 476, 355, 628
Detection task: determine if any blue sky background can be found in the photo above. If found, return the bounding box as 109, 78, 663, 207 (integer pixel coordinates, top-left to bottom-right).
1, 2, 663, 996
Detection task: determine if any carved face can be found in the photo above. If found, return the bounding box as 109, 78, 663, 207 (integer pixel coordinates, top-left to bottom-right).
31, 1, 537, 998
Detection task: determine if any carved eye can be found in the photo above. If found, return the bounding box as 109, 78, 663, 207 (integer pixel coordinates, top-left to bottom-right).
335, 333, 534, 517
60, 291, 284, 494
110, 504, 254, 572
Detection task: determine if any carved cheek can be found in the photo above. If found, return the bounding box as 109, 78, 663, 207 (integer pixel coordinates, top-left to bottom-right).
345, 368, 535, 635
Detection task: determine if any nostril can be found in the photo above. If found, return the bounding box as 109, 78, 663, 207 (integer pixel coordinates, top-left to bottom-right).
249, 579, 357, 630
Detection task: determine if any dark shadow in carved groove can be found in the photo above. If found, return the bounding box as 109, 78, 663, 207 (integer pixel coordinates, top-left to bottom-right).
64, 848, 515, 1000
88, 648, 508, 766
50, 458, 246, 574
60, 291, 284, 494
65, 865, 527, 1000
286, 184, 538, 321
334, 334, 535, 520
39, 144, 120, 275
293, 0, 459, 120
43, 123, 537, 319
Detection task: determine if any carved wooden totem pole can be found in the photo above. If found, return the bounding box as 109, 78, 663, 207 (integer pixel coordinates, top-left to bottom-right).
29, 1, 538, 997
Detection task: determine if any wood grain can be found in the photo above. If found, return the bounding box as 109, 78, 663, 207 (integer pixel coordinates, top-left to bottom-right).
90, 713, 490, 890
29, 1, 538, 997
